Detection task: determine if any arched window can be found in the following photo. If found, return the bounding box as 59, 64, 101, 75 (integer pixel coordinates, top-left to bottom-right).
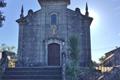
51, 14, 57, 25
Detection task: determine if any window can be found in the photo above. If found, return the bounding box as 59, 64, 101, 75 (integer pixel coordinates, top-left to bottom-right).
51, 14, 57, 25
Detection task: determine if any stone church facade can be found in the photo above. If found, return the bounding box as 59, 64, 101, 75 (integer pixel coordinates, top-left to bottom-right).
16, 0, 93, 67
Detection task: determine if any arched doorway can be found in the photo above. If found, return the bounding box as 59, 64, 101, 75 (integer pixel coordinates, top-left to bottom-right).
48, 43, 60, 66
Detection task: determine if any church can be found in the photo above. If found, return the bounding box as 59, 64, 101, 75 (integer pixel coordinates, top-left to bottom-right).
16, 0, 93, 67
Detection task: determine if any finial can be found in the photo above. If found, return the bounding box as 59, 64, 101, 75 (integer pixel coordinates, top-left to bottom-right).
75, 8, 81, 14
20, 5, 24, 18
85, 2, 89, 16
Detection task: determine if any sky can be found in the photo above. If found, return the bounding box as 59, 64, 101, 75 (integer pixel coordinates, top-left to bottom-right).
0, 0, 120, 62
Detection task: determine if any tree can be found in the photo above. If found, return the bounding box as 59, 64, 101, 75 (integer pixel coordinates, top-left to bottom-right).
92, 61, 99, 67
0, 43, 16, 60
66, 35, 80, 80
0, 43, 16, 52
0, 44, 17, 68
99, 56, 106, 63
0, 0, 6, 27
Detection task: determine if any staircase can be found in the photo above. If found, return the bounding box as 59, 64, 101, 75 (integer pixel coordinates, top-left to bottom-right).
2, 66, 62, 80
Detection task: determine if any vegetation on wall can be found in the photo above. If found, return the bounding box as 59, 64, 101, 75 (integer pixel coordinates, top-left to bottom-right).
66, 35, 80, 80
69, 36, 79, 60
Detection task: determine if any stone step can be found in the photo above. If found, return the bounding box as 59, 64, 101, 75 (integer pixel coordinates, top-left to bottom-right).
6, 67, 61, 72
4, 70, 61, 75
2, 75, 62, 79
2, 79, 62, 80
2, 67, 62, 80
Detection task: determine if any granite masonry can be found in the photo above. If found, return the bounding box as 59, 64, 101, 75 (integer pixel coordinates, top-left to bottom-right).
16, 0, 93, 67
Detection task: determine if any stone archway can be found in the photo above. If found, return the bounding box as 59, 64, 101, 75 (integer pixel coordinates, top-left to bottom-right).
48, 43, 60, 66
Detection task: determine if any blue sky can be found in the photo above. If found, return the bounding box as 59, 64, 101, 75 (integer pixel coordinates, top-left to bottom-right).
0, 0, 120, 62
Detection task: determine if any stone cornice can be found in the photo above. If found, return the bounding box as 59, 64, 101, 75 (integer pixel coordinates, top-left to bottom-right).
16, 17, 27, 25
38, 0, 70, 6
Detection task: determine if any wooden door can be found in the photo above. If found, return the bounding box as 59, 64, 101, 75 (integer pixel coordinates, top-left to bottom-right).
48, 43, 60, 66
